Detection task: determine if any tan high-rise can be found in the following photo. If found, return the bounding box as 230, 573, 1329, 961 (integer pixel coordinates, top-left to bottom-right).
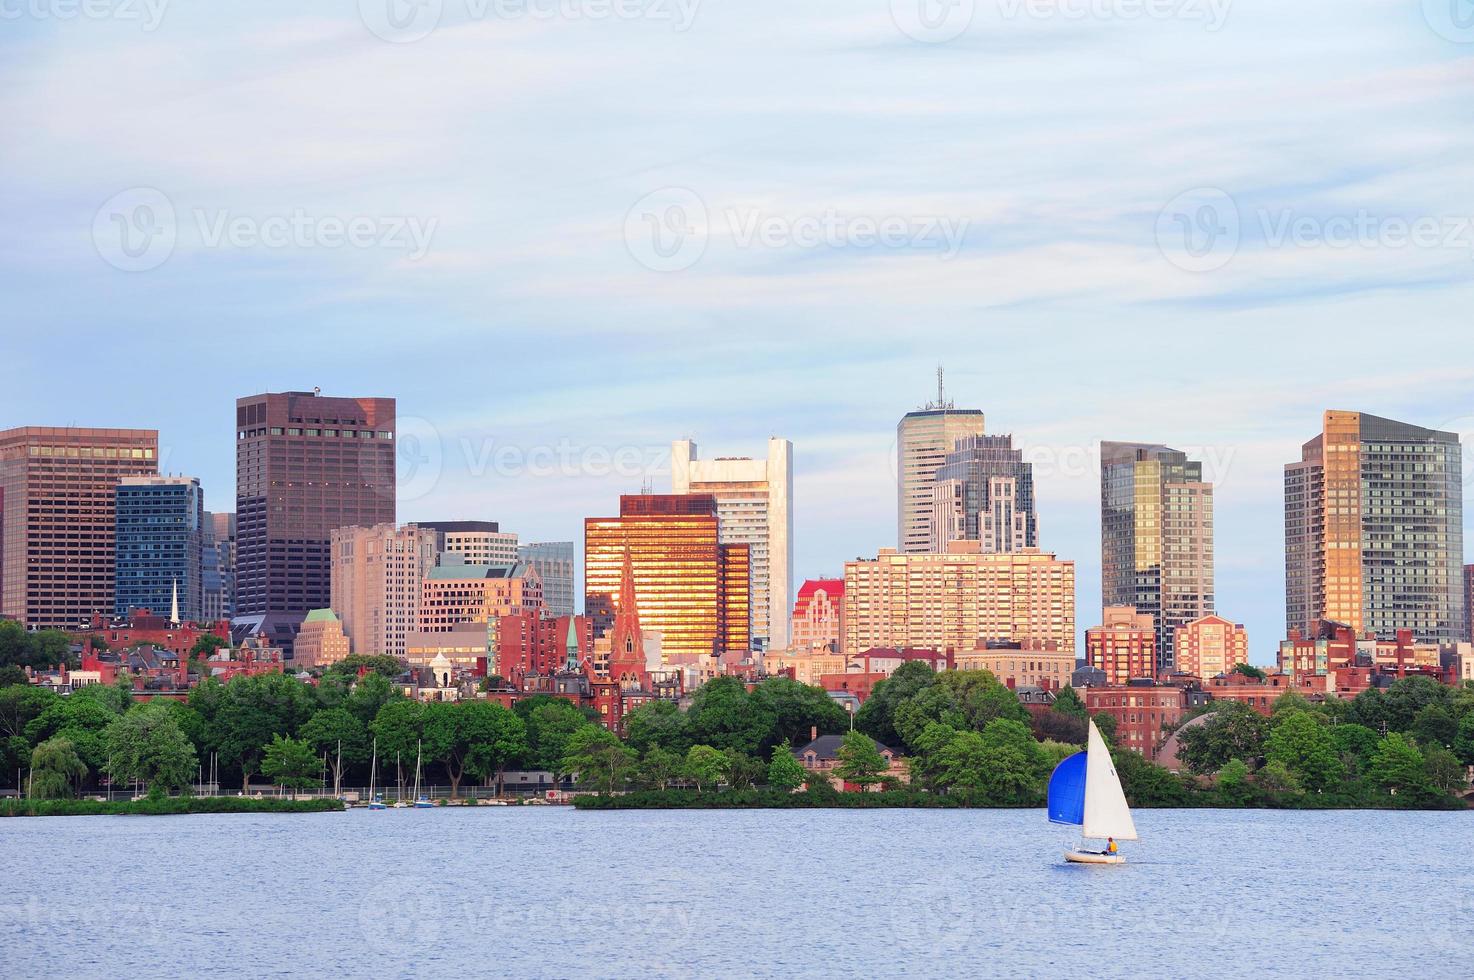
1174, 614, 1248, 679
897, 376, 985, 554
843, 541, 1074, 655
330, 523, 438, 658
0, 427, 159, 628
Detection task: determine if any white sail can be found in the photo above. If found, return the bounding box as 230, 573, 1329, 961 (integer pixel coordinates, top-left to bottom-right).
1081, 719, 1138, 841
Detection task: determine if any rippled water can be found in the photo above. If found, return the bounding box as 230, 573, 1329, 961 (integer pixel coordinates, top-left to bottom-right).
2, 807, 1470, 978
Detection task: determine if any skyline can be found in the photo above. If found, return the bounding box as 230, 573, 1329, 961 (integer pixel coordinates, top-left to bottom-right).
4, 388, 1470, 665
5, 2, 1474, 661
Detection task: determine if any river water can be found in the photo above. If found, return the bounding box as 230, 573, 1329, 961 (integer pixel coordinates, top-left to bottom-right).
1, 807, 1469, 978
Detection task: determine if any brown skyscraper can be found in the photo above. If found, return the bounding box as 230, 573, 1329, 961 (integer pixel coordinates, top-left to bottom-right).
584, 494, 751, 662
235, 392, 395, 637
0, 426, 159, 628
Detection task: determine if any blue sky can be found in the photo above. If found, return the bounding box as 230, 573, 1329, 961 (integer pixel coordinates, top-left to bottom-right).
3, 1, 1473, 661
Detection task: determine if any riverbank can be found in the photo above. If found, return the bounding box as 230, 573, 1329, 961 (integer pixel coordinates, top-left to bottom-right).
0, 797, 345, 818
572, 788, 1471, 811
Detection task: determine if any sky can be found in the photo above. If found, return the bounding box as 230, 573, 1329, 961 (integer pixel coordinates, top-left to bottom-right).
3, 1, 1473, 662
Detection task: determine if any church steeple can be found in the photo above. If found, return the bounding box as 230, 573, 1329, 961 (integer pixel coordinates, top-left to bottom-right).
169, 578, 180, 627
562, 617, 582, 674
609, 547, 647, 690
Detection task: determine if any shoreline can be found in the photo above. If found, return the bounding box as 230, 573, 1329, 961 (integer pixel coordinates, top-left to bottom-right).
0, 797, 345, 818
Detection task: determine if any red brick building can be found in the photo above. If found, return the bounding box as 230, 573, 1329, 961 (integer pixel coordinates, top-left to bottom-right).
76, 611, 231, 660
1085, 683, 1189, 760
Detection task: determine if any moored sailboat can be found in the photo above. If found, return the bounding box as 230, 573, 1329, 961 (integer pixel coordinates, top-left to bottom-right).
367, 737, 387, 809
1047, 719, 1137, 864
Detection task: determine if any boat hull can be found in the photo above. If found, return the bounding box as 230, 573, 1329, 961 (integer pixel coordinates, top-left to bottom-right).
1065, 850, 1125, 865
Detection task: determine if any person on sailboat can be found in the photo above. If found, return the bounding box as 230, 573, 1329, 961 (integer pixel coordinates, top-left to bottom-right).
1105, 838, 1118, 857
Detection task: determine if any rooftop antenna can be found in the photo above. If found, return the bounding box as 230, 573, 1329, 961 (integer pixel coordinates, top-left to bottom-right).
924, 364, 953, 411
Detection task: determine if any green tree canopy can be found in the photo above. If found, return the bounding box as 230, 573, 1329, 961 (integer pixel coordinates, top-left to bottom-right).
684, 677, 776, 756
1453, 712, 1474, 767
1175, 702, 1267, 775
854, 661, 937, 746
326, 654, 405, 678
211, 674, 317, 791
684, 744, 730, 791
622, 700, 691, 758
1410, 703, 1458, 749
1368, 733, 1434, 798
103, 701, 198, 795
260, 735, 321, 794
1264, 710, 1343, 793
634, 745, 682, 791
766, 740, 806, 792
1330, 723, 1380, 776
833, 730, 890, 791
748, 677, 848, 754
521, 699, 590, 772
561, 725, 634, 795
1051, 686, 1086, 718
457, 701, 528, 796
29, 736, 88, 799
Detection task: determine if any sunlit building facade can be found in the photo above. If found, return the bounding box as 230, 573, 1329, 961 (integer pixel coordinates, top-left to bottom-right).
842, 542, 1075, 655
928, 434, 1038, 554
0, 426, 159, 629
671, 438, 792, 651
418, 563, 543, 633
331, 522, 438, 658
1174, 614, 1248, 679
584, 494, 752, 662
1086, 606, 1158, 686
897, 378, 986, 555
1285, 411, 1464, 643
423, 520, 519, 567
1100, 441, 1214, 673
792, 578, 844, 653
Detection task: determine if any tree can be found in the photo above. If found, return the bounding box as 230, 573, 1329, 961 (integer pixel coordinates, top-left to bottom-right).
560, 726, 634, 796
1253, 760, 1301, 797
0, 665, 25, 688
1330, 723, 1380, 777
188, 634, 229, 660
684, 744, 730, 791
1051, 686, 1086, 718
1215, 758, 1254, 806
622, 700, 691, 758
522, 699, 589, 772
1175, 703, 1266, 776
1264, 710, 1343, 793
725, 750, 764, 790
211, 674, 316, 791
0, 621, 74, 671
1383, 677, 1448, 733
685, 677, 776, 756
635, 746, 682, 790
1423, 745, 1467, 795
934, 719, 1046, 803
300, 708, 370, 770
854, 661, 937, 746
749, 677, 848, 753
459, 701, 527, 797
29, 737, 88, 799
261, 735, 320, 795
1348, 687, 1390, 733
1270, 690, 1312, 715
1454, 712, 1474, 767
24, 688, 122, 778
326, 654, 405, 678
103, 702, 198, 795
1113, 747, 1191, 807
1090, 712, 1117, 744
370, 699, 425, 772
1368, 733, 1434, 798
833, 730, 889, 791
893, 684, 963, 749
906, 721, 959, 792
766, 741, 806, 792
1411, 704, 1458, 749
1231, 664, 1267, 681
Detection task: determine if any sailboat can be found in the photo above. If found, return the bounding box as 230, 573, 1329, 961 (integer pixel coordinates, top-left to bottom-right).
1047, 719, 1138, 865
412, 741, 433, 808
367, 738, 387, 810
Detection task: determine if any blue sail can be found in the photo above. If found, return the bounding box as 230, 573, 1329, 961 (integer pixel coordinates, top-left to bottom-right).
1047, 752, 1088, 826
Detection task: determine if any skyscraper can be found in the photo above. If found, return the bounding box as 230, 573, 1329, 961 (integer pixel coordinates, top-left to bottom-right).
202, 511, 236, 621
0, 426, 159, 628
518, 541, 576, 617
234, 391, 396, 640
114, 476, 205, 623
330, 522, 438, 658
670, 437, 792, 650
1100, 441, 1214, 673
929, 434, 1038, 554
584, 494, 751, 662
1285, 411, 1464, 643
897, 372, 985, 554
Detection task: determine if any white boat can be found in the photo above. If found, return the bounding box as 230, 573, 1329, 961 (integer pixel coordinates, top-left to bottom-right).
412, 741, 433, 808
1047, 719, 1137, 865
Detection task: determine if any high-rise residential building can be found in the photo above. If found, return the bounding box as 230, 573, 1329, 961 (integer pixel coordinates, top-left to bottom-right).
842, 542, 1075, 656
202, 511, 236, 622
1086, 606, 1158, 686
234, 391, 396, 634
330, 523, 438, 658
517, 541, 576, 617
584, 494, 751, 662
1100, 441, 1214, 673
0, 426, 159, 629
671, 437, 793, 651
1285, 411, 1464, 643
418, 562, 543, 633
897, 374, 986, 555
929, 434, 1038, 554
791, 578, 844, 653
1466, 565, 1474, 644
422, 521, 519, 567
1174, 614, 1248, 680
114, 476, 205, 623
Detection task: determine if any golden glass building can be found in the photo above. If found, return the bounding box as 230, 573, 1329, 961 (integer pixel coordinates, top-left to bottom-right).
584, 494, 751, 662
1285, 411, 1464, 643
1100, 441, 1214, 674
